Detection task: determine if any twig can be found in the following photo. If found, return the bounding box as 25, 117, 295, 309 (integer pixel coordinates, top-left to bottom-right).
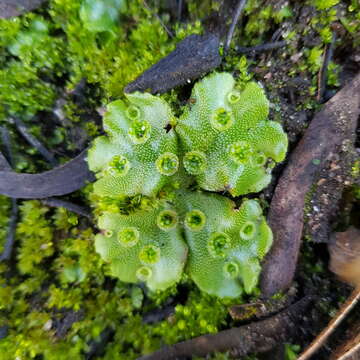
0, 152, 11, 171
298, 288, 360, 360
142, 305, 174, 324
317, 32, 336, 103
260, 72, 360, 297
0, 198, 18, 262
229, 287, 297, 321
0, 326, 8, 340
224, 0, 248, 53
301, 228, 360, 360
0, 126, 18, 263
336, 341, 360, 360
41, 197, 92, 219
10, 116, 58, 167
143, 0, 174, 38
0, 149, 95, 199
330, 319, 360, 360
137, 296, 313, 360
54, 310, 84, 339
271, 28, 282, 42
236, 40, 287, 55
0, 126, 14, 167
177, 0, 182, 22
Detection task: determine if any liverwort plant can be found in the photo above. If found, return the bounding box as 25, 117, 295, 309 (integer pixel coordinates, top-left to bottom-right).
177, 72, 287, 195
88, 72, 288, 298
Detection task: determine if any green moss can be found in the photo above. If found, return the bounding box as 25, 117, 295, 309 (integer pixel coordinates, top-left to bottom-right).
313, 0, 340, 10
16, 201, 54, 275
0, 0, 203, 122
0, 0, 358, 358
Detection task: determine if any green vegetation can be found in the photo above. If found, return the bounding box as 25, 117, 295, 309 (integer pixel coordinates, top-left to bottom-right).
89, 72, 285, 296
0, 0, 358, 358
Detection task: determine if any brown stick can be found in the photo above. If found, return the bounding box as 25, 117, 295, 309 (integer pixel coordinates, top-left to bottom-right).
137, 296, 313, 360
260, 72, 360, 297
330, 319, 360, 360
298, 289, 360, 360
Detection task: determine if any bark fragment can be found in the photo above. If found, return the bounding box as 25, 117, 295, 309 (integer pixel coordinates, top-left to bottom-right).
125, 34, 221, 94
0, 150, 94, 199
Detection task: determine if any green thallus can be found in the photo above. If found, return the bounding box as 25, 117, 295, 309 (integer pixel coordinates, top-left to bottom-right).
89, 72, 288, 297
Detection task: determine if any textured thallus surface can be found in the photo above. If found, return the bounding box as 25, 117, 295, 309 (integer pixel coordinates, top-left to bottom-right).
177, 191, 272, 297
176, 72, 288, 196
88, 72, 287, 297
88, 93, 179, 197
95, 205, 188, 291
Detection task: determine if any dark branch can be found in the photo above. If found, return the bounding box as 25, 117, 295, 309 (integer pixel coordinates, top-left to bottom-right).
41, 197, 92, 219
177, 0, 183, 22
260, 72, 360, 297
10, 117, 58, 167
125, 34, 221, 94
0, 126, 14, 167
0, 0, 47, 18
0, 198, 18, 262
0, 149, 95, 199
0, 126, 18, 263
236, 40, 287, 55
317, 32, 336, 103
224, 0, 248, 53
0, 152, 11, 171
143, 0, 174, 38
142, 305, 175, 324
137, 296, 313, 360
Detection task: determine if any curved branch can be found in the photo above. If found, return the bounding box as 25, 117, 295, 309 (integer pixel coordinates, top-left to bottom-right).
0, 150, 95, 199
260, 72, 360, 297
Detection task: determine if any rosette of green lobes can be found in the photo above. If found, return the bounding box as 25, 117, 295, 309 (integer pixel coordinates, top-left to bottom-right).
178, 191, 272, 298
95, 205, 188, 291
176, 72, 288, 196
87, 93, 181, 197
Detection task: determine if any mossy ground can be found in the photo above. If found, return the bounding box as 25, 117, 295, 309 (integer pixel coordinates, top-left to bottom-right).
0, 0, 359, 359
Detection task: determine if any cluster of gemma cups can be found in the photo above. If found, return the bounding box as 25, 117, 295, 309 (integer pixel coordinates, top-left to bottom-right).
89, 72, 287, 296
103, 207, 258, 282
